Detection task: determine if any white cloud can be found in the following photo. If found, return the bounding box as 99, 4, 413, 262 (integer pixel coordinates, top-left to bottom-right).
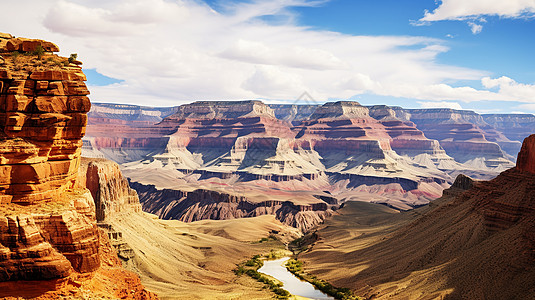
242, 65, 307, 98
418, 101, 463, 110
420, 0, 535, 22
0, 0, 533, 111
467, 22, 483, 34
418, 0, 535, 33
516, 104, 535, 113
482, 76, 535, 101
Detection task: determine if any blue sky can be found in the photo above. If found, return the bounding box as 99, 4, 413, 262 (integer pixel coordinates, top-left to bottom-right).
1, 0, 534, 113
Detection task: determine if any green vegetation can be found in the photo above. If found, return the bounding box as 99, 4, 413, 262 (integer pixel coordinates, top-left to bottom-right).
10, 51, 20, 62
244, 255, 263, 268
32, 45, 44, 60
234, 251, 291, 299
285, 258, 360, 300
253, 234, 279, 244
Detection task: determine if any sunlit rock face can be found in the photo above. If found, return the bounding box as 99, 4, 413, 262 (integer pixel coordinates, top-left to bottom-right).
0, 36, 90, 205
0, 34, 99, 281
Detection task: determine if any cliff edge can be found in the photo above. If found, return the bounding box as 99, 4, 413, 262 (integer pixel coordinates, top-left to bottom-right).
0, 33, 155, 299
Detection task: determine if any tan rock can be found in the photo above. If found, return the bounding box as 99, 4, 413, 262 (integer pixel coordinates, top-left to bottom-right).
6, 38, 59, 53
0, 33, 13, 40
0, 39, 89, 204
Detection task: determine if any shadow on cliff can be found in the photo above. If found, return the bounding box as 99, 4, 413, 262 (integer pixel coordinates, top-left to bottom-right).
301, 135, 535, 300
0, 278, 66, 298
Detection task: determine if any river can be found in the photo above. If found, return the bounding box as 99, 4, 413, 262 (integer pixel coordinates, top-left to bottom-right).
257, 257, 334, 300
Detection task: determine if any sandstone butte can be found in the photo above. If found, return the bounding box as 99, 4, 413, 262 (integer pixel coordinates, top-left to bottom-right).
0, 33, 156, 299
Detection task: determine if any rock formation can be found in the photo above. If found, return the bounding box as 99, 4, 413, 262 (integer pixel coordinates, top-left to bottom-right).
516, 134, 535, 174
483, 113, 535, 143
0, 35, 90, 205
299, 131, 535, 299
402, 108, 516, 168
0, 33, 155, 299
85, 100, 529, 216
132, 182, 335, 232
79, 158, 142, 222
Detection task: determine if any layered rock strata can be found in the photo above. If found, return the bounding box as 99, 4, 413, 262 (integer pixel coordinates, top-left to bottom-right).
79, 158, 142, 222
0, 34, 155, 299
405, 108, 515, 168
483, 114, 535, 143
85, 100, 530, 215
300, 132, 535, 300
132, 182, 335, 232
0, 35, 90, 205
0, 192, 100, 281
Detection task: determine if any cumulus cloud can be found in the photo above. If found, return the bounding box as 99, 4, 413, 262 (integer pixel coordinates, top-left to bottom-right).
0, 0, 533, 111
418, 0, 535, 34
482, 76, 535, 101
516, 103, 535, 111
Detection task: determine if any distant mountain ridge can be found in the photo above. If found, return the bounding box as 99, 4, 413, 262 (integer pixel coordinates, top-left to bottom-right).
82, 100, 532, 217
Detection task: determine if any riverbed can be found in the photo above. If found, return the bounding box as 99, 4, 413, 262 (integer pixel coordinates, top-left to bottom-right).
257, 257, 334, 300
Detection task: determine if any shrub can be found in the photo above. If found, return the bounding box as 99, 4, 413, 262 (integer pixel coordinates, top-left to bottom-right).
33, 45, 44, 60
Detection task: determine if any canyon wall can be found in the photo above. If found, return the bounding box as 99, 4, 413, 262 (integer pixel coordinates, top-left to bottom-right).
0, 37, 90, 205
0, 33, 155, 299
132, 181, 335, 232
84, 100, 534, 216
0, 35, 100, 280
300, 133, 535, 300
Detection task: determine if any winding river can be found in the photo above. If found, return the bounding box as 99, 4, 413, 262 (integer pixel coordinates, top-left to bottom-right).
258, 257, 334, 300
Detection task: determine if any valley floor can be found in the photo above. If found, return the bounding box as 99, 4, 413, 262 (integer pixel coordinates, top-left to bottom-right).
107, 212, 301, 299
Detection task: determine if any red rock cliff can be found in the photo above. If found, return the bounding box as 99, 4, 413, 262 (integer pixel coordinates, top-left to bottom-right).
0, 33, 156, 299
0, 35, 90, 205
516, 134, 535, 174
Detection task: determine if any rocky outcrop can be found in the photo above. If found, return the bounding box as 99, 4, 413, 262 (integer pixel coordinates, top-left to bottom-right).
0, 34, 155, 299
404, 108, 515, 168
516, 134, 535, 174
0, 191, 100, 281
79, 158, 142, 222
0, 35, 90, 205
132, 182, 335, 232
368, 105, 454, 162
0, 34, 99, 281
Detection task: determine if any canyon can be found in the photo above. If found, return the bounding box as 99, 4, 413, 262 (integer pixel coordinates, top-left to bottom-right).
2, 31, 535, 300
0, 33, 311, 299
296, 134, 535, 299
83, 100, 532, 230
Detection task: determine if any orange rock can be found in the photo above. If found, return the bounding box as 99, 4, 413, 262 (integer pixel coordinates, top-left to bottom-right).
0, 37, 90, 205
6, 38, 59, 53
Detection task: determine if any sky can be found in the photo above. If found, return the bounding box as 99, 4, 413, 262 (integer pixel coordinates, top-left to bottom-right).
1, 0, 535, 114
